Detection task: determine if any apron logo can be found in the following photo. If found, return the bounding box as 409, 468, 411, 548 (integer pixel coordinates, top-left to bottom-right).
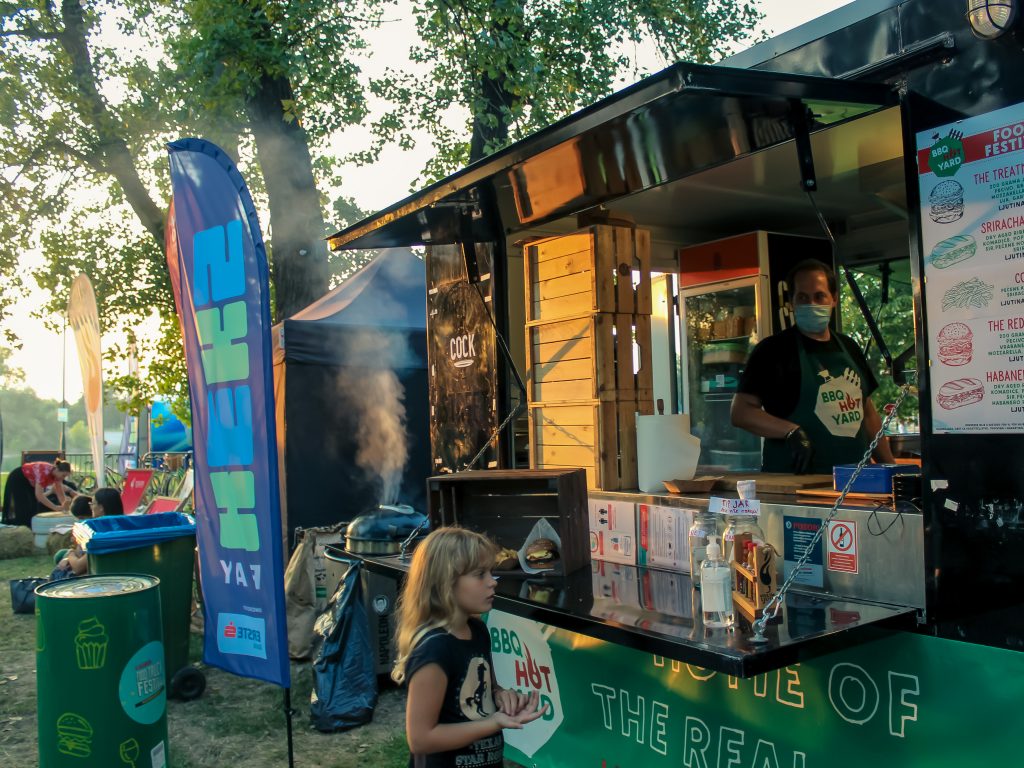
814, 368, 864, 438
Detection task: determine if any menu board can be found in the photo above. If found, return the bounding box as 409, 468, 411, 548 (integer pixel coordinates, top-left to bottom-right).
917, 102, 1024, 433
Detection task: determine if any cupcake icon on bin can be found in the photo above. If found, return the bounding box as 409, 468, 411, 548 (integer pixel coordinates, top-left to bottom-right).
74, 617, 109, 670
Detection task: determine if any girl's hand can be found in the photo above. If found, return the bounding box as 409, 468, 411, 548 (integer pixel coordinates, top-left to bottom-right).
494, 687, 532, 716
490, 690, 547, 729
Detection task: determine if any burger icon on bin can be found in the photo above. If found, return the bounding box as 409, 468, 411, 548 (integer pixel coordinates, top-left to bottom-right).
937, 322, 973, 366
56, 712, 93, 758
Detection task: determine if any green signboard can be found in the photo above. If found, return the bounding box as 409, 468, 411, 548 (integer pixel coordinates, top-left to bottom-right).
485, 610, 1022, 767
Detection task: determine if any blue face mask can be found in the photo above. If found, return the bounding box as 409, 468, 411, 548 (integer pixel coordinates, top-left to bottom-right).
794, 303, 832, 334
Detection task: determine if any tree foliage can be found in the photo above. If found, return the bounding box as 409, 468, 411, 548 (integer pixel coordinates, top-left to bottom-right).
840, 268, 920, 425
1, 0, 383, 421
370, 0, 764, 181
3, 0, 765, 421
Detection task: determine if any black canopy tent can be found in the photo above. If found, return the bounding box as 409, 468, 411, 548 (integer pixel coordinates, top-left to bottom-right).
273, 249, 430, 544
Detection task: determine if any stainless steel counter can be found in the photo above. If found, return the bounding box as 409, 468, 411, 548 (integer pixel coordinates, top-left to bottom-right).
589, 489, 926, 611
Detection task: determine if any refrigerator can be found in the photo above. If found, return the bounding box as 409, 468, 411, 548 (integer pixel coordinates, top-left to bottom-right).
680, 276, 768, 472
677, 232, 833, 473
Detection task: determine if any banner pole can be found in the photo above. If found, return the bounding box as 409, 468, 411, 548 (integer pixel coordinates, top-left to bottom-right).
284, 687, 296, 767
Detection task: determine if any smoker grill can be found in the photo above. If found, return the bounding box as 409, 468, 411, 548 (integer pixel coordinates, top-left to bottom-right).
344, 503, 429, 555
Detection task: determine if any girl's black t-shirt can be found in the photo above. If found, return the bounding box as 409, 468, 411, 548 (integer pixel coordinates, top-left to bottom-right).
405, 618, 504, 768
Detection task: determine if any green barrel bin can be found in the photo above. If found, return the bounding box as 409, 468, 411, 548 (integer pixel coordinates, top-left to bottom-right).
36, 575, 169, 768
79, 512, 205, 700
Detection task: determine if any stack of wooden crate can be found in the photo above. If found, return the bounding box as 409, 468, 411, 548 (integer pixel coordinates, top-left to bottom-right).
524, 224, 654, 490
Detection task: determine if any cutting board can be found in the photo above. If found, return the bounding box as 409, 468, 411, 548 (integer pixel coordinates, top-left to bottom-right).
712, 473, 834, 494
796, 488, 892, 505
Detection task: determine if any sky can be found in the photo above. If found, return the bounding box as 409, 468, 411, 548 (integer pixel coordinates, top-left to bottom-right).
3, 0, 854, 404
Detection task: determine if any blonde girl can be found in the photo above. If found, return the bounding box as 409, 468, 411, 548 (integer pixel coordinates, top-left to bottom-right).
393, 527, 547, 767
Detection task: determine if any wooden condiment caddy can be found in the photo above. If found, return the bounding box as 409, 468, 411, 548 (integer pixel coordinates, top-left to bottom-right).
730, 533, 777, 621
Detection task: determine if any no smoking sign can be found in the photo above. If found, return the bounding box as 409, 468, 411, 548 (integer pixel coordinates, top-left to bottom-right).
826, 520, 859, 574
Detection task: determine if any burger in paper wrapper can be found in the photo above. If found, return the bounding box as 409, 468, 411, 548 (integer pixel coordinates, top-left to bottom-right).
524, 538, 559, 570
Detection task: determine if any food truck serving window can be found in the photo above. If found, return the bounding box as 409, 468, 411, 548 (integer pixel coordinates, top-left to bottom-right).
327, 63, 898, 252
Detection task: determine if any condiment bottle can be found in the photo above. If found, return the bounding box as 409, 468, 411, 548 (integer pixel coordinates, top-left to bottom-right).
700, 536, 734, 629
723, 515, 766, 563
688, 510, 719, 586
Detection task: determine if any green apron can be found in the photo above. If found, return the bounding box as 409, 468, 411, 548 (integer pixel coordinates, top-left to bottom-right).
761, 334, 872, 474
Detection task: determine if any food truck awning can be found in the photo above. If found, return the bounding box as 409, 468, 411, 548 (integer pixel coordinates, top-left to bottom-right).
328, 62, 898, 252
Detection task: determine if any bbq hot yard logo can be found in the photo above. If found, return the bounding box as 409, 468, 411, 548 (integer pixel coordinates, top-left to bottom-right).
928, 130, 965, 177
487, 612, 563, 757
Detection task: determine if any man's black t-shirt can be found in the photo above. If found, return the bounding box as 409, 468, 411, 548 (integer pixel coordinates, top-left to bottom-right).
405, 618, 503, 768
738, 327, 879, 418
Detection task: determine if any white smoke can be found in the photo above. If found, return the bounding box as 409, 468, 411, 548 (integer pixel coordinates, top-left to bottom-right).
335, 328, 413, 506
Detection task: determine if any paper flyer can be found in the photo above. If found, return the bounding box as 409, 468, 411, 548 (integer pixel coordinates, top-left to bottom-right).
916, 101, 1024, 433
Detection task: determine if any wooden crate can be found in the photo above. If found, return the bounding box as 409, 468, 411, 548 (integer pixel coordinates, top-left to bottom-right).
525, 225, 652, 324
426, 469, 590, 575
526, 313, 653, 403
528, 398, 654, 490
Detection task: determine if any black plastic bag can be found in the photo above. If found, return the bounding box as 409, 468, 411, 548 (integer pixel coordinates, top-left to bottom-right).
309, 557, 378, 732
10, 577, 48, 614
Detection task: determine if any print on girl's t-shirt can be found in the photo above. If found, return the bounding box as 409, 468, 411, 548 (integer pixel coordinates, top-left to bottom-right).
460, 657, 494, 719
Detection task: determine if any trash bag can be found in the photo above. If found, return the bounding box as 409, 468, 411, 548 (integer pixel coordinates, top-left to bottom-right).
284, 525, 345, 660
309, 557, 377, 732
284, 534, 316, 659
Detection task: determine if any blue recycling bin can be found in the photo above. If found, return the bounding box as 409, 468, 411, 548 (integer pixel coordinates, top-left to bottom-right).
78, 512, 205, 700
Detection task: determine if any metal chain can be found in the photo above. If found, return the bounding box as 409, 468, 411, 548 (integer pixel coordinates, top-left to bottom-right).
749, 379, 915, 643
464, 400, 526, 471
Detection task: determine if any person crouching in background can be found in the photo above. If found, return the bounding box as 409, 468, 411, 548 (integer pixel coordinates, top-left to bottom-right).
2, 459, 76, 527
52, 488, 124, 579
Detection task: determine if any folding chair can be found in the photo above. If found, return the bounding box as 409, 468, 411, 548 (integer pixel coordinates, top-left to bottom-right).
143, 496, 181, 515
121, 469, 155, 515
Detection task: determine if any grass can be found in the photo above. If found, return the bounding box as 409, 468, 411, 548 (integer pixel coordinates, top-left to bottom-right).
0, 552, 411, 768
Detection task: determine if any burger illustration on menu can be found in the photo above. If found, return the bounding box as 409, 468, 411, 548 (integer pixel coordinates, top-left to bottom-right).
929, 180, 964, 224
937, 378, 984, 410
937, 322, 973, 366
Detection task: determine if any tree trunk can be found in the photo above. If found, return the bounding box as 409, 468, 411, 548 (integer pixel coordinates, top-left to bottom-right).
469, 71, 516, 163
246, 74, 330, 321
58, 0, 165, 249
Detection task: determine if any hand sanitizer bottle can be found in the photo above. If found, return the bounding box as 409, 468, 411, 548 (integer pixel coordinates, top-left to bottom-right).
688, 510, 719, 586
700, 536, 734, 629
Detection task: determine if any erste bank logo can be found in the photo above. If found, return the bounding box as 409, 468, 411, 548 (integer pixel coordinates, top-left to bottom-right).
217, 613, 267, 659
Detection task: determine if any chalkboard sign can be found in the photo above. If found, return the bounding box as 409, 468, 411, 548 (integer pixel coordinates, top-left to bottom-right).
426, 244, 499, 471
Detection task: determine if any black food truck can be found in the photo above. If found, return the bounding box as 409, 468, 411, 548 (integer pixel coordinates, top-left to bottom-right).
327, 2, 1024, 765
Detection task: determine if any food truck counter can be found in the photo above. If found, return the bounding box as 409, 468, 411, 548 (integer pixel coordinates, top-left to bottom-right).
354, 546, 915, 678
590, 489, 926, 610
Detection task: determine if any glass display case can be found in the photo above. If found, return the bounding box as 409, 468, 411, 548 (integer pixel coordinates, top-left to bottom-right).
680, 277, 765, 472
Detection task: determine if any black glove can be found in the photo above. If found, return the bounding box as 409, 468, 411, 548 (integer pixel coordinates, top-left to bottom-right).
785, 427, 814, 474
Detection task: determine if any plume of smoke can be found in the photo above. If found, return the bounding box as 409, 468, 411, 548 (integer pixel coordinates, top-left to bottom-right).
335, 328, 414, 506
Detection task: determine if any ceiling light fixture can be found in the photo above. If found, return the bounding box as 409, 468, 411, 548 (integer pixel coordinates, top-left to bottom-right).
967, 0, 1018, 39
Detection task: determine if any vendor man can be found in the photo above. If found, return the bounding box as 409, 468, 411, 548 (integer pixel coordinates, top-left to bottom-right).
731, 259, 894, 474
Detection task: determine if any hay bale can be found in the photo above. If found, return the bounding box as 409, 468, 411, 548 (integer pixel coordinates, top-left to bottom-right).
47, 529, 75, 555
0, 526, 35, 559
